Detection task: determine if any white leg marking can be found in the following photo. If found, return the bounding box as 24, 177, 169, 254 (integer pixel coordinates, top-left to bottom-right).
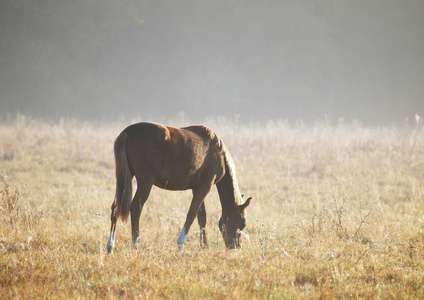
134, 236, 142, 252
107, 230, 115, 253
177, 227, 187, 246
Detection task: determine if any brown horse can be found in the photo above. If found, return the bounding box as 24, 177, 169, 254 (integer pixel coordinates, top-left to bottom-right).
106, 122, 251, 253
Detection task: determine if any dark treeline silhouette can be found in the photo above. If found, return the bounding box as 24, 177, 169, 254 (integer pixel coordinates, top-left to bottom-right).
1, 0, 423, 125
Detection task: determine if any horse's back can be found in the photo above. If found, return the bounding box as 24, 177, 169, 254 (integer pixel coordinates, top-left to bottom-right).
122, 122, 217, 148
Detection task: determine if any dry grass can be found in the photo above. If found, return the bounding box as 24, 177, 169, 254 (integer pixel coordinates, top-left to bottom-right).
1, 114, 424, 299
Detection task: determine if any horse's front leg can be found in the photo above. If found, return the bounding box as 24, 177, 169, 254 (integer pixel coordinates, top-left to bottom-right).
178, 182, 213, 248
107, 202, 117, 254
197, 202, 208, 248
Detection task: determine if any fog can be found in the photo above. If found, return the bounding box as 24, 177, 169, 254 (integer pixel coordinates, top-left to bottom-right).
1, 0, 423, 125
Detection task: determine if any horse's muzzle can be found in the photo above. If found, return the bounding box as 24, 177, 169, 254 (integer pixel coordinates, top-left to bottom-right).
226, 234, 241, 249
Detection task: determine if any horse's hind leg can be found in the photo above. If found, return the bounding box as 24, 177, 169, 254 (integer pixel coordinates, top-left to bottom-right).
130, 179, 153, 249
107, 202, 117, 254
197, 202, 208, 248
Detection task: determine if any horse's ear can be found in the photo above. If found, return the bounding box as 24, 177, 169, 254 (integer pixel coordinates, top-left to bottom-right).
239, 197, 252, 211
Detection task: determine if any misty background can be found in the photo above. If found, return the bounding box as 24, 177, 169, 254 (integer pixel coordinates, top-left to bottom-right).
1, 0, 423, 125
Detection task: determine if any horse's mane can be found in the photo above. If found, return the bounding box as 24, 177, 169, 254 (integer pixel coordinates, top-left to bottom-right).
212, 133, 242, 206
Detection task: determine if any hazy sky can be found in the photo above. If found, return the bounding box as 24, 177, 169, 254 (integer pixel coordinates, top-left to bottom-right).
1, 0, 423, 125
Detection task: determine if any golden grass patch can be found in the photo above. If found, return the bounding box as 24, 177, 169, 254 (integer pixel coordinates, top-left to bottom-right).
1, 115, 424, 298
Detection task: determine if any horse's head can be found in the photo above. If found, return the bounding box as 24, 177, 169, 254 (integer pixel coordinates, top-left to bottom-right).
219, 197, 252, 249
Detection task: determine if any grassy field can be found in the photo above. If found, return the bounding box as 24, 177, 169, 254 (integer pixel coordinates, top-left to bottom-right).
1, 115, 424, 299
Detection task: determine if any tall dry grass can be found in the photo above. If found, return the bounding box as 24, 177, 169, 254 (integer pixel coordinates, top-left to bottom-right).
1, 114, 424, 298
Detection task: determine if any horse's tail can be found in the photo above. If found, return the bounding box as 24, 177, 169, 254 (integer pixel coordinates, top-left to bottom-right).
113, 131, 133, 222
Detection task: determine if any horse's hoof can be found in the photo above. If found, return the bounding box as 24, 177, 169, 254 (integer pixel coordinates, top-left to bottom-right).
107, 243, 114, 254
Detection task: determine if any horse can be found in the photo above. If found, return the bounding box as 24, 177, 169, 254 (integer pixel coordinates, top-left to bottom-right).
106, 122, 251, 253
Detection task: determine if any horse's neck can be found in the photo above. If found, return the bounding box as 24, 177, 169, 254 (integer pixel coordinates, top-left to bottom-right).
216, 152, 241, 215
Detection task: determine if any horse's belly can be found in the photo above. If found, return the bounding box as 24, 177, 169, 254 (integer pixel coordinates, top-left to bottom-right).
154, 173, 197, 191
